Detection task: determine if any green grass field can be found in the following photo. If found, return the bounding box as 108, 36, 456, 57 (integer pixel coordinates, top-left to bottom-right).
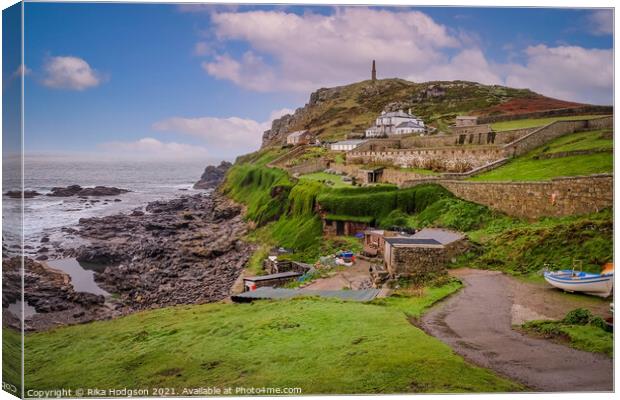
491, 115, 610, 131
470, 129, 612, 181
298, 172, 351, 188
21, 285, 522, 395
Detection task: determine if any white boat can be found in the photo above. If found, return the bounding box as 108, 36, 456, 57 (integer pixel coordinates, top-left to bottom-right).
544, 263, 614, 298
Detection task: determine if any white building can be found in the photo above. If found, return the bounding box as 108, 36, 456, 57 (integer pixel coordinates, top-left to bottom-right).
330, 140, 367, 152
395, 121, 425, 135
365, 110, 425, 137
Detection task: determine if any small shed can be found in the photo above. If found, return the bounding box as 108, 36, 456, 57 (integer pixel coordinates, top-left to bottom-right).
359, 166, 384, 184
287, 130, 313, 146
455, 116, 478, 127
322, 215, 372, 236
362, 229, 397, 257
243, 271, 303, 291
383, 237, 447, 280
411, 228, 468, 260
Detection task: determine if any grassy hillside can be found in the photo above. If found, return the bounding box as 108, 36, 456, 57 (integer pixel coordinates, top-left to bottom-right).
470, 129, 613, 181
222, 144, 612, 277
265, 79, 586, 144
23, 285, 524, 394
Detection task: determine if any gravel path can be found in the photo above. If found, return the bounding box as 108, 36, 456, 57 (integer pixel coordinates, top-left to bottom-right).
420, 269, 613, 392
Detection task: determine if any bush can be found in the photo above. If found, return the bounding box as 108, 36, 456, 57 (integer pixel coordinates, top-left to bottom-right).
563, 308, 593, 325
317, 184, 451, 223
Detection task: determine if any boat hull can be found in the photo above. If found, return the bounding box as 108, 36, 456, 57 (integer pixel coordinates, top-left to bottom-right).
544, 271, 613, 298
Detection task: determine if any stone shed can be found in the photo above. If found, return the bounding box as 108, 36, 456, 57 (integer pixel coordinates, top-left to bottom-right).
411, 228, 468, 260
383, 237, 447, 280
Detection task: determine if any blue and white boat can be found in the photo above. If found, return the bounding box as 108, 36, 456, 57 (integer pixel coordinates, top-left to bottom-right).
544, 263, 614, 298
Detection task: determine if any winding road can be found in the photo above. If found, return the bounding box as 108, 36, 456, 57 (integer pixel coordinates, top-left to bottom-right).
420, 269, 613, 392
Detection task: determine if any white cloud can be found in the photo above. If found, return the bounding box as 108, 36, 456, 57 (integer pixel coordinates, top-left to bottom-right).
204, 8, 460, 92
42, 56, 102, 90
409, 48, 502, 85
99, 138, 210, 161
587, 10, 613, 36
152, 109, 292, 156
503, 45, 613, 104
198, 8, 612, 104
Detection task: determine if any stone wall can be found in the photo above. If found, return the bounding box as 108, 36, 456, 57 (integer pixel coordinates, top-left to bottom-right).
348, 145, 504, 173
452, 124, 492, 136
398, 128, 534, 148
403, 174, 613, 220
503, 116, 613, 157
476, 106, 612, 124
385, 244, 447, 279
288, 158, 330, 175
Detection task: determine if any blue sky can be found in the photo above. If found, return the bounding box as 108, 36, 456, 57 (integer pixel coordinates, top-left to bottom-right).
15, 3, 614, 161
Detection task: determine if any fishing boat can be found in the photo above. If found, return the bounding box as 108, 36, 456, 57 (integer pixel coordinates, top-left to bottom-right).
544, 262, 614, 298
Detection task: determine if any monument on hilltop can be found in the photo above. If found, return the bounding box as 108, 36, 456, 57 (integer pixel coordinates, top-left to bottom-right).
371, 60, 377, 81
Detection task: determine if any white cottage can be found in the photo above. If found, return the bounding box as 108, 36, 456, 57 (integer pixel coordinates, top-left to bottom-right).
365, 110, 425, 137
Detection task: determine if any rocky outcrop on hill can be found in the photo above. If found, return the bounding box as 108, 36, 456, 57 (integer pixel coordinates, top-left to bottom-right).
47, 185, 130, 197
65, 192, 251, 314
194, 161, 232, 189
2, 257, 111, 331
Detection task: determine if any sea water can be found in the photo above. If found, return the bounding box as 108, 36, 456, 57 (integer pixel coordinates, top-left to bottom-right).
2, 155, 210, 251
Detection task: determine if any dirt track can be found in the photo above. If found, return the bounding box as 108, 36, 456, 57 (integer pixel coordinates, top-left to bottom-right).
421, 269, 613, 392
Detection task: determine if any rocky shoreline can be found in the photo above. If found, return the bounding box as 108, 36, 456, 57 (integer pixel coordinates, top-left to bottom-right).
3, 189, 252, 331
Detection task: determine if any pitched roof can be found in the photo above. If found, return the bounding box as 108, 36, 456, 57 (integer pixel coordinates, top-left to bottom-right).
384, 237, 441, 246
395, 121, 424, 129
412, 228, 464, 245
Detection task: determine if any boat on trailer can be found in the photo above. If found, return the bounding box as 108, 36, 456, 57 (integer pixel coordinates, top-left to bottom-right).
544, 262, 614, 298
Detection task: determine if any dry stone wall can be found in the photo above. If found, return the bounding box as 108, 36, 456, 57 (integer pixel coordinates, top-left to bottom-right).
503, 117, 612, 157
403, 174, 613, 220
348, 145, 504, 172
476, 106, 612, 124
288, 158, 330, 175
387, 245, 447, 278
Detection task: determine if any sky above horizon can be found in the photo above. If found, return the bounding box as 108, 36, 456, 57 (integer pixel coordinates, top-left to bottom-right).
9, 3, 615, 162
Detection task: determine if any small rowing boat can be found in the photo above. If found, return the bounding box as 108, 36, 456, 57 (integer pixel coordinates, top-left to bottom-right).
544, 263, 614, 298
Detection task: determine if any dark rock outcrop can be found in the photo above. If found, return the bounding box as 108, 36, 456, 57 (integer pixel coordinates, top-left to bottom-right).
2, 257, 111, 331
66, 192, 251, 314
193, 161, 232, 189
4, 190, 42, 198
47, 185, 130, 197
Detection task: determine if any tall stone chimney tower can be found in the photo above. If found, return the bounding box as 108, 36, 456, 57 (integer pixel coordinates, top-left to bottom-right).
371, 60, 377, 82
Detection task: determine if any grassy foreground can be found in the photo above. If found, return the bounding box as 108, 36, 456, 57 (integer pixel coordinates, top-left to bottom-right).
22, 286, 522, 395
471, 129, 612, 181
